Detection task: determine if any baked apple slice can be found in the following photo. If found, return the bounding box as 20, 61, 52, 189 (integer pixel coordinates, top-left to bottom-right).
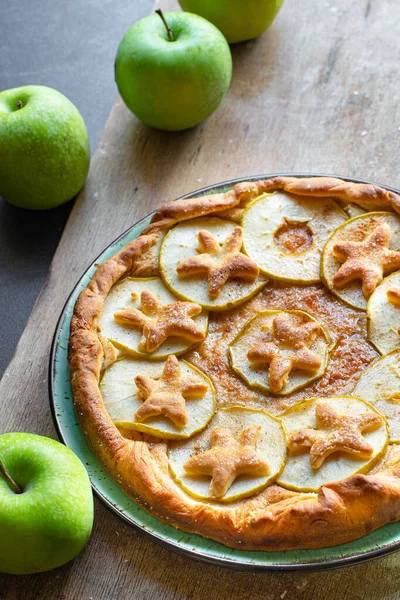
99, 277, 208, 359
159, 217, 267, 310
100, 356, 215, 439
278, 396, 388, 492
353, 350, 400, 442
229, 310, 330, 395
242, 192, 346, 283
321, 212, 400, 310
367, 270, 400, 355
168, 407, 287, 502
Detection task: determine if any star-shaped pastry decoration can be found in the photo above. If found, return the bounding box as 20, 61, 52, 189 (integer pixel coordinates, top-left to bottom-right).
247, 314, 322, 392
288, 402, 383, 469
176, 226, 259, 299
332, 224, 400, 299
114, 290, 205, 353
134, 355, 208, 428
184, 426, 269, 497
387, 288, 400, 308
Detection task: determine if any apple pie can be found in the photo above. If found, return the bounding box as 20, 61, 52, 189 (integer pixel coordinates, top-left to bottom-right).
69, 176, 400, 551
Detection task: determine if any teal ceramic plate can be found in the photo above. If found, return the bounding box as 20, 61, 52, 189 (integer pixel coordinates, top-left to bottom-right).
50, 173, 400, 571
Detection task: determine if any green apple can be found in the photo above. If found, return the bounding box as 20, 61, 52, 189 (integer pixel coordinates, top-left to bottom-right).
0, 433, 93, 574
115, 11, 232, 131
0, 85, 90, 210
179, 0, 284, 44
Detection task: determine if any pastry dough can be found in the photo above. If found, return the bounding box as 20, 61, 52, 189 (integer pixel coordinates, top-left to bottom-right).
247, 313, 323, 392
176, 226, 259, 298
321, 212, 400, 310
332, 224, 400, 299
100, 357, 215, 439
160, 217, 266, 310
70, 176, 400, 551
169, 407, 286, 502
230, 310, 330, 396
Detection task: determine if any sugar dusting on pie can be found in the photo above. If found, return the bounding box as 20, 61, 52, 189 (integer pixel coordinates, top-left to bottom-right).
188, 283, 377, 416
100, 357, 216, 439
247, 313, 322, 392
134, 355, 208, 428
279, 396, 388, 491
288, 401, 383, 468
70, 177, 400, 550
184, 425, 269, 497
169, 407, 287, 502
321, 212, 400, 310
332, 224, 400, 299
159, 217, 267, 310
230, 309, 330, 396
99, 277, 208, 359
176, 226, 259, 298
114, 290, 205, 353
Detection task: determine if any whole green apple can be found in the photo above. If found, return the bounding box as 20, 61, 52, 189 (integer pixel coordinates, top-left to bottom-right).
115, 11, 232, 131
0, 433, 93, 574
179, 0, 284, 44
0, 86, 90, 210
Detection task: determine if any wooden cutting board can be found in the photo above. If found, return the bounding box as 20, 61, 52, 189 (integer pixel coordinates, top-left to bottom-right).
2, 0, 400, 598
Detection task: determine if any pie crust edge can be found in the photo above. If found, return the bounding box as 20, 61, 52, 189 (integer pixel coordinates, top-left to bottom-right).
68, 176, 400, 551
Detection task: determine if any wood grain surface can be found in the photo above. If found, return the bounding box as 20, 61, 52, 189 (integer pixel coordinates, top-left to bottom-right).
2, 0, 400, 597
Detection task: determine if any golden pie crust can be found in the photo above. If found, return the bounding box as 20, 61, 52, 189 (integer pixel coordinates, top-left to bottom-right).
69, 176, 400, 551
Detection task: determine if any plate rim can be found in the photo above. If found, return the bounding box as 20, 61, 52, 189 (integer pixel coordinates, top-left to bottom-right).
49, 172, 400, 572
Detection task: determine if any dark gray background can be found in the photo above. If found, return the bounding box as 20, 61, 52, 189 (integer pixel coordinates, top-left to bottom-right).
0, 0, 153, 376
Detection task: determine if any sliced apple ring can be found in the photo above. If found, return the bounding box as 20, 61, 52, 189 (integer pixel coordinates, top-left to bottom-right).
229, 310, 330, 396
367, 270, 400, 355
168, 407, 287, 502
100, 357, 215, 439
353, 350, 400, 442
99, 277, 208, 359
159, 217, 267, 311
242, 192, 347, 283
321, 212, 400, 310
278, 396, 388, 492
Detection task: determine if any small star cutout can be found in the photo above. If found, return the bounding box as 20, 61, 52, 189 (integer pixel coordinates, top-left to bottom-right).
176, 226, 259, 298
114, 290, 205, 353
184, 426, 269, 498
288, 402, 383, 469
247, 314, 322, 392
332, 224, 400, 299
134, 355, 208, 428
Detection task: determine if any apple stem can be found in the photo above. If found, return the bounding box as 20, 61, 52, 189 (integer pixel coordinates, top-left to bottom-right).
15, 100, 23, 110
155, 9, 174, 42
0, 460, 22, 494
